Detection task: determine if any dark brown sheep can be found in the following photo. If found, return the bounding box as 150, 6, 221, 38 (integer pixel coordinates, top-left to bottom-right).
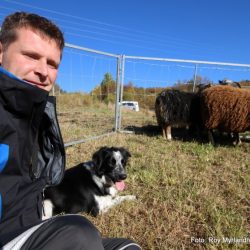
200, 85, 250, 145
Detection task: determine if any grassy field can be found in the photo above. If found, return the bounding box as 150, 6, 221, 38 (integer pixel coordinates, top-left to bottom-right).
57, 96, 250, 249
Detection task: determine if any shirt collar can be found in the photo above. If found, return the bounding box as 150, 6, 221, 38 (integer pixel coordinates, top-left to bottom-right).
0, 66, 21, 81
0, 66, 37, 87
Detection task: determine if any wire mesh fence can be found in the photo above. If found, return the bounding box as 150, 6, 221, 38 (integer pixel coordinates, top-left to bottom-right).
55, 44, 120, 146
54, 44, 250, 145
119, 55, 250, 133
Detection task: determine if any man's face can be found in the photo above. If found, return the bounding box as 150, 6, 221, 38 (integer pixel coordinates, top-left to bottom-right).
0, 27, 61, 92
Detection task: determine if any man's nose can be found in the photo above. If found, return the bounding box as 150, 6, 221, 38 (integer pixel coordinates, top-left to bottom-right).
35, 59, 48, 78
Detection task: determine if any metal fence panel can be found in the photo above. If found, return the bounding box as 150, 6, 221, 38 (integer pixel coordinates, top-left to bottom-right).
119, 55, 250, 132
55, 44, 120, 147
54, 43, 250, 145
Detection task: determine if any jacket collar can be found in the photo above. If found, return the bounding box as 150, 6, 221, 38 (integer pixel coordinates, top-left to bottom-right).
0, 67, 49, 117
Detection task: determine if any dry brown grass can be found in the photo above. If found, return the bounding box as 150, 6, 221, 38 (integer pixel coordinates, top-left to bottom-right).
63, 134, 250, 250
57, 94, 250, 249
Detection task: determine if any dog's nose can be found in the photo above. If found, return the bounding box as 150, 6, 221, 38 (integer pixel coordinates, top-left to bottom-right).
119, 174, 127, 180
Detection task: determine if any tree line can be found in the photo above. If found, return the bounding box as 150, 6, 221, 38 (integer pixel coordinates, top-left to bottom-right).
55, 72, 250, 110
90, 72, 250, 110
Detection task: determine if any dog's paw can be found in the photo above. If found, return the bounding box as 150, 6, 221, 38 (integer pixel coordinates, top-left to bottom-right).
123, 195, 136, 201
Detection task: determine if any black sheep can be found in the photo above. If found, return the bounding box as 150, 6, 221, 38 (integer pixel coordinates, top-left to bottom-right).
155, 89, 201, 140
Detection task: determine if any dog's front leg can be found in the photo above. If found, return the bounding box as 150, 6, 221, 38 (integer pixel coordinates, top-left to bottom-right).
99, 195, 136, 214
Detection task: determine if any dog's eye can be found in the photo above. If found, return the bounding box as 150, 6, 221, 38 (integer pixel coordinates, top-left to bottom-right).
112, 158, 116, 165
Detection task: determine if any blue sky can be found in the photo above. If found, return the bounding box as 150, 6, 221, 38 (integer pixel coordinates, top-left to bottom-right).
1, 0, 250, 92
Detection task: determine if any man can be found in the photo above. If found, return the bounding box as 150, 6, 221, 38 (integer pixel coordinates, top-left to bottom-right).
0, 12, 140, 249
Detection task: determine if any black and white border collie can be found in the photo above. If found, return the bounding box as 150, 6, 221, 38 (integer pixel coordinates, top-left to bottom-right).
43, 146, 136, 218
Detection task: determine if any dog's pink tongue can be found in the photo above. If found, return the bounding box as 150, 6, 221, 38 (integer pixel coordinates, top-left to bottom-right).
115, 181, 125, 191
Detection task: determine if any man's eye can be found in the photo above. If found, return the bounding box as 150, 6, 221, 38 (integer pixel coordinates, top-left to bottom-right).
24, 53, 39, 60
48, 61, 58, 69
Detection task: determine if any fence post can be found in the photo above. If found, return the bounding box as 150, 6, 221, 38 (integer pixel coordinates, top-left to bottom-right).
192, 64, 198, 92
114, 55, 122, 131
118, 55, 125, 130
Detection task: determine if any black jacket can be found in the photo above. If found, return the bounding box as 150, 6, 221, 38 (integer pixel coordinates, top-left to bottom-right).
0, 68, 65, 245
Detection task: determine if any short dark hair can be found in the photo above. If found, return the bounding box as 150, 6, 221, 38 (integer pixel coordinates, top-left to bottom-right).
0, 12, 64, 53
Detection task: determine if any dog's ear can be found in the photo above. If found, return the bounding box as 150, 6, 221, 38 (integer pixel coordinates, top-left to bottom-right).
119, 148, 131, 159
92, 147, 108, 169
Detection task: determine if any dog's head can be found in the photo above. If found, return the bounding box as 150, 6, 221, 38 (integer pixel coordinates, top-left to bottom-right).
92, 146, 131, 186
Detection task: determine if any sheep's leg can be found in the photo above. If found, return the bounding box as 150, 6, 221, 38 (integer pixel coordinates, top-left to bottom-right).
208, 130, 215, 145
162, 125, 172, 141
162, 126, 167, 139
166, 126, 172, 141
233, 132, 241, 146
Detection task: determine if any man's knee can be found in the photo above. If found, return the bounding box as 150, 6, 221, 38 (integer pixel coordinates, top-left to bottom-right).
21, 215, 104, 250
59, 215, 102, 242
